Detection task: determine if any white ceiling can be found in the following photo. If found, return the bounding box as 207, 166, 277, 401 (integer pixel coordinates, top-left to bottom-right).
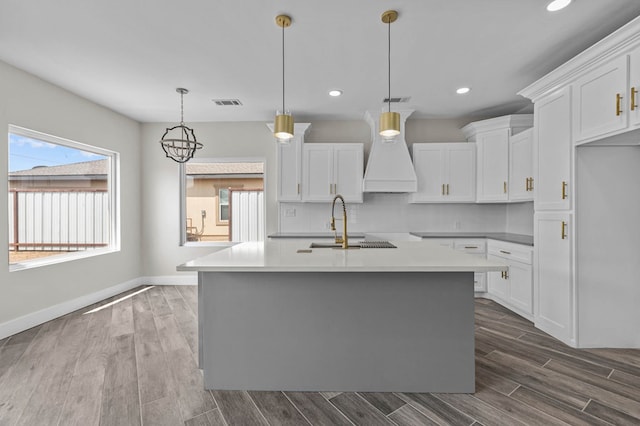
1, 1, 640, 123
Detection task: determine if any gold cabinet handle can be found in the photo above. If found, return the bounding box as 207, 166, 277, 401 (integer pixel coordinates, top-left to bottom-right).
561, 221, 567, 240
525, 178, 529, 191
297, 183, 300, 194
561, 181, 568, 200
616, 93, 623, 116
503, 181, 507, 194
442, 184, 445, 195
505, 270, 509, 280
501, 271, 505, 279
446, 184, 450, 195
464, 246, 478, 249
632, 87, 638, 111
499, 250, 511, 255
529, 177, 534, 191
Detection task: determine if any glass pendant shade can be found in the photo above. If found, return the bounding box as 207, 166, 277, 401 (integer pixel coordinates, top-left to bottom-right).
379, 111, 400, 138
274, 110, 294, 142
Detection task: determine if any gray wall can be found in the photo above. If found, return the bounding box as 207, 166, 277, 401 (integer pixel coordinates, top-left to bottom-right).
0, 60, 142, 324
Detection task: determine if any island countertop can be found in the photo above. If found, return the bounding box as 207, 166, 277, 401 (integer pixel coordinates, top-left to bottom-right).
177, 239, 508, 273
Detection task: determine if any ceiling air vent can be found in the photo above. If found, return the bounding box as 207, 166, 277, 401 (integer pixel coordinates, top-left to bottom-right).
382, 96, 411, 103
212, 99, 243, 106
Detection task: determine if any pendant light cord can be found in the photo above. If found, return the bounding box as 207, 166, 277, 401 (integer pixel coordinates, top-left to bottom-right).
387, 19, 391, 113
282, 24, 286, 113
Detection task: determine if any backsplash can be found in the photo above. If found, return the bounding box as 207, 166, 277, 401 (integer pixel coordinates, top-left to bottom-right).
279, 194, 533, 234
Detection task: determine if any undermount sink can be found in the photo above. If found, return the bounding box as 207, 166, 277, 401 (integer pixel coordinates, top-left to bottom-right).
309, 241, 397, 249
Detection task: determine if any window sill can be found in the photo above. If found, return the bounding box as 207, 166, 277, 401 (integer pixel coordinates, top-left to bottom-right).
9, 247, 119, 272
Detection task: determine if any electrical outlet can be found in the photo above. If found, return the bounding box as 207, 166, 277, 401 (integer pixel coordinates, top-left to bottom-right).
284, 208, 296, 217
454, 220, 461, 230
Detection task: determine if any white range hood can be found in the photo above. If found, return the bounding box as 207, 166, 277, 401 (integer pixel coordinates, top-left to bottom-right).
362, 109, 417, 193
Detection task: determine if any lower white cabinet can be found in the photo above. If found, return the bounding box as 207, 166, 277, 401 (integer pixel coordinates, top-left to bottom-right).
534, 212, 573, 344
425, 238, 486, 292
486, 240, 533, 319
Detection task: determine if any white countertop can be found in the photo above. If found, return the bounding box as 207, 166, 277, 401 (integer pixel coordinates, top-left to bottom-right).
177, 239, 508, 273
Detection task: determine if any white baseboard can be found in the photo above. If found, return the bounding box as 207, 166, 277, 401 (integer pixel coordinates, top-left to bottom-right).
0, 277, 145, 341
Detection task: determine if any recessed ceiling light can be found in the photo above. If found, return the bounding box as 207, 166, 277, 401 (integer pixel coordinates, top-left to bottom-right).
329, 90, 343, 97
456, 87, 471, 95
547, 0, 572, 12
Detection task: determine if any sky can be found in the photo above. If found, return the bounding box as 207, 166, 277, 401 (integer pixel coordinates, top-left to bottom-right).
8, 133, 105, 172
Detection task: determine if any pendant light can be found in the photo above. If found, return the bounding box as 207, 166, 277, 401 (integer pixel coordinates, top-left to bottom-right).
379, 10, 400, 140
159, 88, 203, 163
274, 14, 294, 143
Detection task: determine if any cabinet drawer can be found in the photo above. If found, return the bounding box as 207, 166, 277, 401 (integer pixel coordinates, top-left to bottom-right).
423, 238, 454, 248
487, 240, 532, 264
453, 239, 486, 254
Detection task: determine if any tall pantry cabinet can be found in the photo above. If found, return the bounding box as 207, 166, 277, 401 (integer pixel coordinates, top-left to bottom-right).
520, 15, 640, 348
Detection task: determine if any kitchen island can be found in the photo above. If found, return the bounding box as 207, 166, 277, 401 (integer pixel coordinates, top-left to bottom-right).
178, 239, 507, 393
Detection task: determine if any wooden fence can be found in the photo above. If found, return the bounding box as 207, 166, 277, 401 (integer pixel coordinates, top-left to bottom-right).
8, 189, 110, 252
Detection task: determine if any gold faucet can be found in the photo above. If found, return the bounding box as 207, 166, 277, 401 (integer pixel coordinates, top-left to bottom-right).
331, 194, 349, 249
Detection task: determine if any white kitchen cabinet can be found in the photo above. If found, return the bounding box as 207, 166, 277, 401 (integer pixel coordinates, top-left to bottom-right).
630, 48, 640, 128
534, 212, 573, 344
573, 56, 628, 143
462, 115, 533, 203
534, 87, 572, 211
454, 239, 487, 293
573, 45, 640, 144
426, 238, 486, 292
486, 255, 508, 301
302, 143, 363, 203
508, 128, 533, 202
476, 128, 510, 202
410, 143, 475, 203
487, 240, 533, 320
273, 123, 310, 202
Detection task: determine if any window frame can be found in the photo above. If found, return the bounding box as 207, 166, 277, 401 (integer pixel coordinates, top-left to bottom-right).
217, 187, 230, 225
179, 157, 266, 247
8, 125, 120, 271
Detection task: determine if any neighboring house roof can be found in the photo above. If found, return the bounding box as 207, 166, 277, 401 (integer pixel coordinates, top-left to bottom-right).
186, 162, 263, 175
9, 159, 108, 178
9, 159, 264, 179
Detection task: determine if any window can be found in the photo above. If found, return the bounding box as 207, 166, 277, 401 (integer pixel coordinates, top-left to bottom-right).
8, 125, 119, 269
218, 188, 229, 223
181, 159, 264, 244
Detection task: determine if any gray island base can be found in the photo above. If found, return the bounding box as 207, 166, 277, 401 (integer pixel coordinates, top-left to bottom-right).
198, 270, 475, 393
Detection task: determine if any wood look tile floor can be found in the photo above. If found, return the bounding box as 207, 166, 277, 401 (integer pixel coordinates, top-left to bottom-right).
1, 286, 640, 425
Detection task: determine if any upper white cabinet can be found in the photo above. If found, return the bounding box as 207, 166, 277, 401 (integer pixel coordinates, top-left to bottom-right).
572, 45, 640, 144
273, 123, 310, 202
302, 143, 363, 203
509, 128, 534, 202
410, 143, 475, 203
572, 55, 628, 143
476, 129, 510, 202
534, 87, 572, 211
630, 48, 640, 128
462, 115, 533, 203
